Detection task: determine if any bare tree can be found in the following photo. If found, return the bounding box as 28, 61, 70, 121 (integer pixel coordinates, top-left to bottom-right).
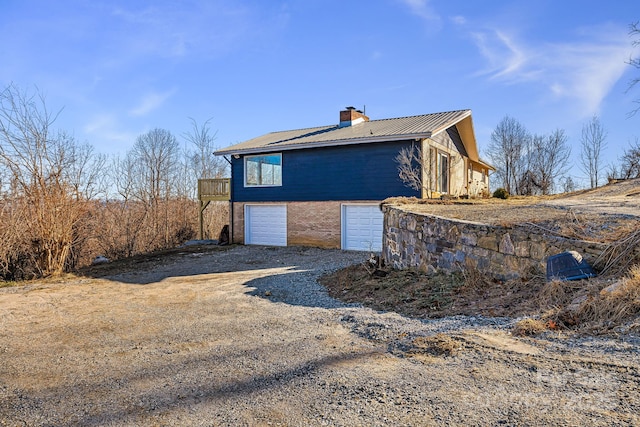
530, 129, 571, 195
130, 128, 180, 204
619, 137, 640, 179
561, 176, 576, 193
579, 115, 607, 189
0, 84, 98, 277
65, 142, 106, 200
628, 21, 640, 117
129, 128, 181, 247
178, 117, 228, 205
183, 117, 227, 180
486, 116, 529, 195
396, 136, 463, 198
396, 143, 424, 193
98, 155, 150, 258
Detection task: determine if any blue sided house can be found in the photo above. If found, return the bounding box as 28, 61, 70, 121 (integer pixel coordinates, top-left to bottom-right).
214, 107, 493, 251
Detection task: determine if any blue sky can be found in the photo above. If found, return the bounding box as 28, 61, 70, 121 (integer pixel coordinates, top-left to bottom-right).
1, 0, 638, 187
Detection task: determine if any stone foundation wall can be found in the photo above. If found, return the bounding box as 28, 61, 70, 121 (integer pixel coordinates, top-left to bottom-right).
382, 205, 608, 280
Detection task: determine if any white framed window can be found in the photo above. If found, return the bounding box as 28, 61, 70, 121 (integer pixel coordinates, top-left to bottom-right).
244, 153, 282, 187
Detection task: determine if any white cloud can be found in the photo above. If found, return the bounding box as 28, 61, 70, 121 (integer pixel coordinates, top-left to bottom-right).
469, 26, 632, 116
451, 15, 466, 26
471, 30, 529, 79
129, 89, 177, 117
398, 0, 441, 28
83, 113, 137, 147
107, 1, 260, 60
83, 114, 115, 134
549, 42, 630, 114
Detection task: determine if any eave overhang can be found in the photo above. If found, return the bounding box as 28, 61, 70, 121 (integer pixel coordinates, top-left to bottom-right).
214, 132, 433, 156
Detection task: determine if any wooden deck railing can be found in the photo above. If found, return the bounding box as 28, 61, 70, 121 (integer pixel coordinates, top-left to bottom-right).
198, 178, 230, 201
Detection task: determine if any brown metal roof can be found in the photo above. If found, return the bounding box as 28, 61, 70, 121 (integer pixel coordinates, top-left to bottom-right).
215, 109, 473, 155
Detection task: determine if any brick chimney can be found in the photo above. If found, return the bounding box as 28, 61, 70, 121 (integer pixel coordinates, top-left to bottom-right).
339, 106, 369, 127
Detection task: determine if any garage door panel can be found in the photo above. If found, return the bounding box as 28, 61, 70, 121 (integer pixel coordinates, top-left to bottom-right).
245, 205, 287, 246
342, 205, 383, 251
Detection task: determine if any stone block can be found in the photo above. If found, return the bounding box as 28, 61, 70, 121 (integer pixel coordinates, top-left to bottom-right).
478, 236, 499, 251
460, 232, 478, 246
529, 242, 546, 260
514, 241, 529, 257
446, 225, 461, 242
499, 233, 515, 255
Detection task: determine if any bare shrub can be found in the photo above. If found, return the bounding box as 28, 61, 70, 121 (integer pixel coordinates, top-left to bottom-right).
201, 201, 229, 240
574, 265, 640, 331
0, 84, 99, 278
537, 279, 575, 309
90, 199, 192, 261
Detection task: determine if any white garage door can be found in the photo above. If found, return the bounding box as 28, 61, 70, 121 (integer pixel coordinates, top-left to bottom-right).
245, 205, 287, 246
342, 204, 384, 251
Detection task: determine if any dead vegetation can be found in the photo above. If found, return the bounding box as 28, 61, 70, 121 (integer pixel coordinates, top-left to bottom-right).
321, 260, 640, 336
407, 333, 462, 357
512, 318, 550, 337
549, 265, 640, 333
320, 265, 542, 319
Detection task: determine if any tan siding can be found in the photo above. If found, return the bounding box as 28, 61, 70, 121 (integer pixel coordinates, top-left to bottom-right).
468, 163, 490, 197
427, 131, 466, 196
232, 202, 245, 244
287, 201, 342, 248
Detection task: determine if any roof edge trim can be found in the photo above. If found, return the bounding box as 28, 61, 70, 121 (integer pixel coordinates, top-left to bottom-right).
214, 132, 432, 156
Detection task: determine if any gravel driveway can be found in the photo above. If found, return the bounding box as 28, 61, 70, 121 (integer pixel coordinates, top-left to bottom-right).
1, 245, 639, 426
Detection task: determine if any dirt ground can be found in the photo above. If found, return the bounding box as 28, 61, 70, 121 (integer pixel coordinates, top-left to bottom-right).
1, 180, 640, 426
1, 243, 640, 426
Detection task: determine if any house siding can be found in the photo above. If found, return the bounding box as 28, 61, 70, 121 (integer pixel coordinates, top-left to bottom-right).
422, 126, 468, 197
231, 140, 420, 202
468, 162, 490, 198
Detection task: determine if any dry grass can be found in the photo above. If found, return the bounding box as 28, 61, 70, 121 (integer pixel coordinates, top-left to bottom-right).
321, 264, 545, 319
596, 227, 640, 274
572, 265, 640, 332
321, 261, 640, 335
407, 333, 461, 357
319, 265, 467, 317
512, 318, 549, 337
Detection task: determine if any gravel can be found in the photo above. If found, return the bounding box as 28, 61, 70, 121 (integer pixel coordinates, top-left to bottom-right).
1, 245, 639, 426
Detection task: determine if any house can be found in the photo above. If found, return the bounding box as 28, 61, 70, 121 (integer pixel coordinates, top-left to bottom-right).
213, 107, 494, 251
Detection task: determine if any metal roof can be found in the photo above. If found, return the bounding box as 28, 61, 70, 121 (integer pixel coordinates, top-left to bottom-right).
215, 109, 473, 156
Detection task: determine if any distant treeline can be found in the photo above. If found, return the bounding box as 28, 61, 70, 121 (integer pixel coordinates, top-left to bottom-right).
0, 84, 227, 280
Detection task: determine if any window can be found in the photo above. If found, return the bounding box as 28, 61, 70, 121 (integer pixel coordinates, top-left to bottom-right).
438, 152, 449, 194
245, 154, 282, 187
428, 147, 436, 193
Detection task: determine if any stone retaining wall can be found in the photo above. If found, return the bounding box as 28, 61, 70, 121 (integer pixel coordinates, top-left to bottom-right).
382, 205, 608, 280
